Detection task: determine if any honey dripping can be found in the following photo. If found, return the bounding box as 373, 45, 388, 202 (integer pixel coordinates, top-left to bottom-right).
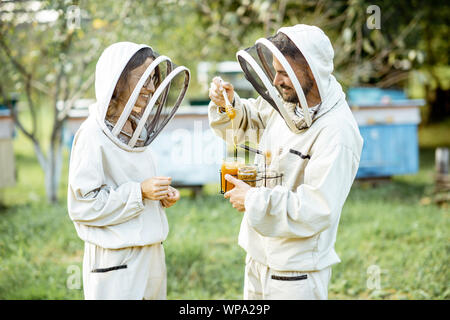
227, 105, 237, 151
226, 105, 236, 120
264, 150, 272, 165
219, 80, 237, 153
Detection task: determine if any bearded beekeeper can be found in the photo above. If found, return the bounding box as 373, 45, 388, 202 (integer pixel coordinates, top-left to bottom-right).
67, 42, 190, 299
208, 25, 363, 300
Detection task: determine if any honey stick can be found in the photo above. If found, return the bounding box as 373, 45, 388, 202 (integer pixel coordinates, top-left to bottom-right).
219, 79, 237, 160
217, 77, 244, 193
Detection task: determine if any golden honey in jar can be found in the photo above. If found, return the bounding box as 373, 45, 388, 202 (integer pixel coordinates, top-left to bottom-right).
221, 158, 244, 193
238, 165, 258, 187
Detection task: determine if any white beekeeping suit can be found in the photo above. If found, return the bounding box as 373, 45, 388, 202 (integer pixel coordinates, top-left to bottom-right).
209, 25, 364, 299
67, 42, 189, 299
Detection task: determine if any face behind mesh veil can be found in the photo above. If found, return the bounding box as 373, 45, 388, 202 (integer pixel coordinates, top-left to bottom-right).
106, 50, 190, 149
135, 58, 190, 147
236, 48, 283, 116
236, 32, 321, 131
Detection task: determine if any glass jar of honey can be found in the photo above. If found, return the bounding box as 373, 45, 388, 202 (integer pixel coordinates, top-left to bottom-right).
237, 165, 258, 187
220, 158, 244, 193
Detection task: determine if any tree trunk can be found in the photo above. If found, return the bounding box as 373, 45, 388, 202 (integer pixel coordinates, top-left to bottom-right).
33, 125, 64, 204
45, 127, 64, 204
43, 148, 63, 203
434, 147, 450, 206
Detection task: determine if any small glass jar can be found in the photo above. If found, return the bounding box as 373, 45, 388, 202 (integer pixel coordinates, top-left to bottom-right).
256, 169, 283, 188
220, 158, 244, 193
238, 165, 258, 187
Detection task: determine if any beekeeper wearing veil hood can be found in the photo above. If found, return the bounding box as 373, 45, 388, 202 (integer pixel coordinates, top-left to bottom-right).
208, 25, 363, 300
67, 42, 190, 299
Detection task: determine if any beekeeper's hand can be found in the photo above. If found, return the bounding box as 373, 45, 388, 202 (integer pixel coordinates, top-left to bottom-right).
224, 174, 251, 212
160, 186, 180, 208
209, 76, 234, 108
141, 177, 172, 201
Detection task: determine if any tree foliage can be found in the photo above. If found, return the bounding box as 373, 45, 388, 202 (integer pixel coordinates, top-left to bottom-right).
0, 0, 448, 202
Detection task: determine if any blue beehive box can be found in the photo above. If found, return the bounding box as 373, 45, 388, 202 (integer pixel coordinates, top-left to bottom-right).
0, 98, 17, 139
348, 87, 425, 178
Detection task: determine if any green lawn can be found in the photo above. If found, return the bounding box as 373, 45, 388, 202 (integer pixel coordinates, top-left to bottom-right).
0, 122, 448, 299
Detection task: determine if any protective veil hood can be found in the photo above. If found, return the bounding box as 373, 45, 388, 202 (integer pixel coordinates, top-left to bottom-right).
237, 24, 345, 133
91, 41, 190, 151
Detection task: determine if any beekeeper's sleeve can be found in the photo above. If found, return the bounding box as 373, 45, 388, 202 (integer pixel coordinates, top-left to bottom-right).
68, 130, 145, 227
208, 93, 274, 145
244, 141, 360, 239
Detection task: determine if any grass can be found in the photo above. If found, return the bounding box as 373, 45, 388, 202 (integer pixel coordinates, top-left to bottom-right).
0, 116, 448, 299
418, 118, 450, 148
331, 174, 449, 299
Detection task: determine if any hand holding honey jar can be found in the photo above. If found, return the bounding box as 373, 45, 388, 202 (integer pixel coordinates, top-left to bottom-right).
220, 158, 259, 193
220, 158, 244, 193
219, 146, 283, 212
223, 173, 252, 212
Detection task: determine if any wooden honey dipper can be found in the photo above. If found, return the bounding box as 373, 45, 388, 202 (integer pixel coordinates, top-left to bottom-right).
217, 78, 236, 120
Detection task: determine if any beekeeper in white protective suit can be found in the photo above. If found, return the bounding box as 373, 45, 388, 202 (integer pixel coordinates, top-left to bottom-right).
67, 42, 190, 299
208, 25, 363, 300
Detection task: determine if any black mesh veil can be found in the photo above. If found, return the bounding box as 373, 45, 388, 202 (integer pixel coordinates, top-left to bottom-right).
136, 61, 190, 146
109, 53, 190, 149
236, 34, 314, 130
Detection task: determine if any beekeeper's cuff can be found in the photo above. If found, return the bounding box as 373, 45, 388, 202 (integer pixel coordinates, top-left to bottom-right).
133, 182, 145, 209
244, 187, 260, 213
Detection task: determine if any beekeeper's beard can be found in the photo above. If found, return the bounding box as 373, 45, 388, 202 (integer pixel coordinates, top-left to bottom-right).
280, 77, 314, 104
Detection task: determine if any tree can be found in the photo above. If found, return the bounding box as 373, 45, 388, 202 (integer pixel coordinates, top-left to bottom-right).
1, 0, 448, 203
0, 0, 209, 203
190, 0, 449, 120
0, 0, 134, 202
